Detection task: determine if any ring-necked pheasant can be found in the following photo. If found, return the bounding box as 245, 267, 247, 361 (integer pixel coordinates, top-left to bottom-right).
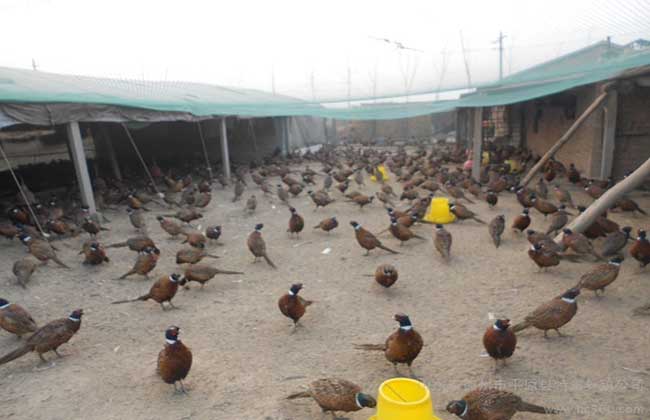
112, 274, 186, 309
447, 388, 559, 419
278, 283, 313, 329
287, 378, 376, 417
0, 298, 37, 338
247, 224, 276, 268
354, 313, 423, 377
482, 319, 516, 370
350, 221, 399, 255
511, 288, 580, 337
157, 326, 192, 394
0, 309, 83, 365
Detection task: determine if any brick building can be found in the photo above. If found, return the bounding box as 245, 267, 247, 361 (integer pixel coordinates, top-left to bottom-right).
458, 40, 650, 180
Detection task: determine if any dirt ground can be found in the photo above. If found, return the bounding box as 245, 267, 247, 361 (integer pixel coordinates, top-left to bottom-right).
1, 162, 649, 420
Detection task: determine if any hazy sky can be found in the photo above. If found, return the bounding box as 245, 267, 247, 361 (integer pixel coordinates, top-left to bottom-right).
1, 0, 649, 102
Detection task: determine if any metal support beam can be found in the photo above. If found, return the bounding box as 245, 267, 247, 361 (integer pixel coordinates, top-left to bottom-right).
471, 107, 483, 181
220, 117, 231, 180
66, 122, 96, 214
600, 90, 618, 179
100, 125, 122, 180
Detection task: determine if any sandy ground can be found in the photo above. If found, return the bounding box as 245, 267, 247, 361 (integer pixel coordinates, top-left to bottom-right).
1, 163, 649, 420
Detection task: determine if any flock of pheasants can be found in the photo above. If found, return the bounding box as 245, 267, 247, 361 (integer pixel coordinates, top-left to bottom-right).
0, 143, 649, 419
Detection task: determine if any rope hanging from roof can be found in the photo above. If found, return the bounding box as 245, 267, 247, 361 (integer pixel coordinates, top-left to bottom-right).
120, 123, 164, 199
196, 121, 213, 180
0, 139, 48, 238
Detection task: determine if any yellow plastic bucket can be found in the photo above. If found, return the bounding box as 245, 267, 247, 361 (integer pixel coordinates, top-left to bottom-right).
423, 197, 456, 224
369, 378, 440, 420
371, 165, 389, 182
505, 159, 521, 173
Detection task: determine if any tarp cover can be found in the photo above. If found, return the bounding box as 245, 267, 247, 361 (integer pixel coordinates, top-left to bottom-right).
0, 42, 649, 123
0, 103, 205, 126
0, 108, 17, 128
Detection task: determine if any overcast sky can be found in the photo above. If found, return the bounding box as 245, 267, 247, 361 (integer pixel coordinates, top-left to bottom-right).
1, 0, 649, 102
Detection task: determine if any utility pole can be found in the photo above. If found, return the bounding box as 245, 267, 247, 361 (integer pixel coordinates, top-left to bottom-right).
459, 31, 472, 88
310, 70, 316, 101
346, 65, 351, 107
434, 48, 448, 100
494, 31, 506, 81
271, 64, 276, 95
368, 65, 379, 140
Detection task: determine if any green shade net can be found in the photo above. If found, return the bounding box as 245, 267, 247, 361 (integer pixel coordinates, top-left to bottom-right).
0, 42, 649, 121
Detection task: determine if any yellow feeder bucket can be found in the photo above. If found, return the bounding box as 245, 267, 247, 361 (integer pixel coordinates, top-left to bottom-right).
505, 159, 521, 173
370, 165, 389, 182
423, 197, 456, 224
369, 378, 441, 420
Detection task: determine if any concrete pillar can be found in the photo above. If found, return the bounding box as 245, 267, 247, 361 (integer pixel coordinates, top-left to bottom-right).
66, 122, 97, 214
275, 117, 290, 156
283, 117, 291, 155
600, 90, 618, 179
323, 118, 329, 144
471, 107, 483, 181
220, 117, 231, 179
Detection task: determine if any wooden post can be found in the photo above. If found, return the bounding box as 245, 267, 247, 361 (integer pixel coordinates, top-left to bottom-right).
220, 117, 231, 180
66, 122, 97, 214
521, 89, 610, 187
471, 107, 483, 181
555, 155, 650, 242
600, 90, 618, 179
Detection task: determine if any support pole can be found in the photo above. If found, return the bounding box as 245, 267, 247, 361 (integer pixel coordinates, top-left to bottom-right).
283, 117, 291, 156
220, 117, 231, 179
521, 89, 611, 187
555, 155, 650, 242
600, 90, 618, 179
471, 107, 483, 181
66, 122, 97, 214
100, 125, 122, 181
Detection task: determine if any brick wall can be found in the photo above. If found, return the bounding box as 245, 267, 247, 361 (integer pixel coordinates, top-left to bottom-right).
612, 85, 650, 179
524, 85, 604, 178
345, 113, 445, 141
